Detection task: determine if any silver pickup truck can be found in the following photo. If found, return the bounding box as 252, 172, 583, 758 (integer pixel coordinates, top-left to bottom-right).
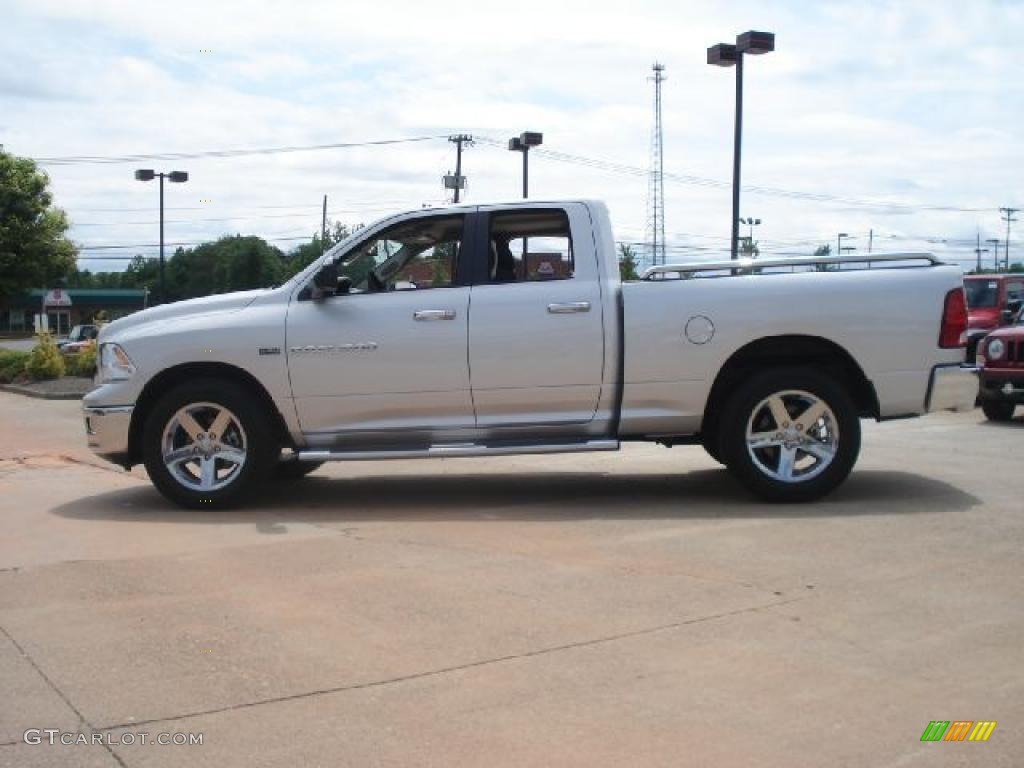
83, 200, 976, 508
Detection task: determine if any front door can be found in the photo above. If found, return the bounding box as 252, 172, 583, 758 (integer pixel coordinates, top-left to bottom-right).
468, 206, 605, 429
286, 214, 474, 442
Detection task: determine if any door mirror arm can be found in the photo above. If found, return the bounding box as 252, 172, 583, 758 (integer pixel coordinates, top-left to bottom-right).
311, 263, 339, 300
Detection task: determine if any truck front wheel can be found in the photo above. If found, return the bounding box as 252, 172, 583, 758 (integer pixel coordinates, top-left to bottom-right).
142, 379, 276, 509
720, 368, 860, 503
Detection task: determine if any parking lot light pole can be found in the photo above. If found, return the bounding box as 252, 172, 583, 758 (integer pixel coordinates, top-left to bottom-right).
135, 169, 188, 304
507, 132, 543, 199
986, 239, 1000, 271
708, 31, 775, 260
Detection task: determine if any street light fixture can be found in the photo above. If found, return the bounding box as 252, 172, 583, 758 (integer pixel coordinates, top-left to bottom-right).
837, 232, 855, 257
708, 30, 775, 261
135, 169, 188, 304
507, 131, 543, 199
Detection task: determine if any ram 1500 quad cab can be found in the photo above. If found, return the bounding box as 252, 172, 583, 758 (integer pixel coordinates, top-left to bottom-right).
83, 200, 977, 507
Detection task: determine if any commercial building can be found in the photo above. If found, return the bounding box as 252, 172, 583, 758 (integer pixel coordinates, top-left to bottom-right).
0, 288, 147, 337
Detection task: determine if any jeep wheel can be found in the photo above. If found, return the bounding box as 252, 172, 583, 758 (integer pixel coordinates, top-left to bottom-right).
721, 368, 860, 503
143, 379, 276, 508
982, 400, 1016, 422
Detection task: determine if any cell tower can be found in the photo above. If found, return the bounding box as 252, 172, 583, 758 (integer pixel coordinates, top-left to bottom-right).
646, 62, 667, 269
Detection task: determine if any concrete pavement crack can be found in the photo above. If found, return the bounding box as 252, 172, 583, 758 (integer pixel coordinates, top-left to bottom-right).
0, 625, 128, 767
94, 594, 805, 733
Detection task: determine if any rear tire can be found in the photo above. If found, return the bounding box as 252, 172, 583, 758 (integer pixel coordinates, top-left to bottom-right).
721, 368, 860, 503
142, 379, 276, 509
982, 400, 1016, 422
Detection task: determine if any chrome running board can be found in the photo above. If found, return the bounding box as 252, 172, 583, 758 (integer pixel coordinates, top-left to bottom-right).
297, 439, 620, 462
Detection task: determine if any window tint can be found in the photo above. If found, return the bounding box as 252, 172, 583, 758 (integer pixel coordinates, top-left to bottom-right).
965, 280, 998, 309
488, 210, 573, 283
336, 215, 463, 293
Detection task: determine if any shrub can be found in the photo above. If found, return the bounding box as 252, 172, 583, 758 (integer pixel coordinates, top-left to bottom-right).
25, 333, 65, 380
65, 341, 97, 378
0, 349, 30, 383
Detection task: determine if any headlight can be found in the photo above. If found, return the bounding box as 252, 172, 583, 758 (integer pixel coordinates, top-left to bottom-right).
986, 338, 1006, 360
98, 343, 136, 382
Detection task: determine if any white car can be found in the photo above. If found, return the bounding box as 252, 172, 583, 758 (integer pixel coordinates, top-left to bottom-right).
83, 200, 976, 508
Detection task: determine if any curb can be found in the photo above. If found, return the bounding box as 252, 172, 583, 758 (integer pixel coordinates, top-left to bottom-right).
0, 383, 87, 400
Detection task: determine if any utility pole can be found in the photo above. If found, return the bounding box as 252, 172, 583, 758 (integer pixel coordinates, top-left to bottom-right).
445, 134, 473, 203
974, 231, 989, 273
321, 195, 328, 254
868, 228, 874, 254
1000, 207, 1018, 271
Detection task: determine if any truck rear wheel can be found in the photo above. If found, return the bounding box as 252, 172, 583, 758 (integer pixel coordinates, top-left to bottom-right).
982, 400, 1016, 422
142, 379, 276, 509
721, 368, 860, 503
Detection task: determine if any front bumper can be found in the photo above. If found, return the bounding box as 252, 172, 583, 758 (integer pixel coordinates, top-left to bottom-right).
926, 364, 978, 413
979, 369, 1024, 403
83, 405, 134, 465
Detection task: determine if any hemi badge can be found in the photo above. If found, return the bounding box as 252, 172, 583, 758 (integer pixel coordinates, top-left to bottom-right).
258, 347, 281, 356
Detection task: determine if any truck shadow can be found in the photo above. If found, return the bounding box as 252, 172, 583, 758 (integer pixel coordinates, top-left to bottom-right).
52, 468, 980, 525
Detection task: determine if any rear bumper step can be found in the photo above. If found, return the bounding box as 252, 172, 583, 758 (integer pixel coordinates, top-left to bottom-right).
297, 439, 620, 462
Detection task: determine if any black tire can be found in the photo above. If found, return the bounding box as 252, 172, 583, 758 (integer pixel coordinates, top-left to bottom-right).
142, 378, 277, 509
700, 428, 725, 466
274, 459, 324, 481
982, 400, 1016, 422
721, 367, 861, 503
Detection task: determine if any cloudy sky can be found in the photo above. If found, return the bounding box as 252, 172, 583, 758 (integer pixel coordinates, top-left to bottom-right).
2, 0, 1022, 272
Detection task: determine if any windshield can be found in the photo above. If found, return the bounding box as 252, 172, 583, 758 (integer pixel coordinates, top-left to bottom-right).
965, 280, 998, 309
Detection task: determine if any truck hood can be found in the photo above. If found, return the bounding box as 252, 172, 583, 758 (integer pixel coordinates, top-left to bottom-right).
968, 307, 999, 330
99, 289, 268, 342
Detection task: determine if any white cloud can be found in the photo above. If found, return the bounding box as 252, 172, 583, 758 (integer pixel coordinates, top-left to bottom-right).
1, 0, 1021, 271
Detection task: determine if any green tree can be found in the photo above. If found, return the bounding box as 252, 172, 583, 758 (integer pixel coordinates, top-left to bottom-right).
618, 243, 639, 281
285, 221, 352, 277
813, 244, 834, 272
0, 148, 77, 298
166, 235, 287, 300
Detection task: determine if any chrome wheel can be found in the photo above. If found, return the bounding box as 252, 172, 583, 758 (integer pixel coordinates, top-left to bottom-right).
160, 402, 248, 492
745, 389, 839, 484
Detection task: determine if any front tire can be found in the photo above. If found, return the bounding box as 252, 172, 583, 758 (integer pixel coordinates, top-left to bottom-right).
721, 368, 860, 503
982, 400, 1016, 422
142, 379, 277, 509
274, 459, 324, 481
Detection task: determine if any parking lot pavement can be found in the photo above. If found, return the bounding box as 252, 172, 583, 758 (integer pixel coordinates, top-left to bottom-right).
0, 390, 1021, 767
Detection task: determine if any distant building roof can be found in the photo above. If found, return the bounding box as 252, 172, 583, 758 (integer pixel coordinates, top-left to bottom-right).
3, 288, 147, 308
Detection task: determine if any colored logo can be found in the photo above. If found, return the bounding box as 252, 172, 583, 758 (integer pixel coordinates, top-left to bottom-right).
920, 721, 996, 742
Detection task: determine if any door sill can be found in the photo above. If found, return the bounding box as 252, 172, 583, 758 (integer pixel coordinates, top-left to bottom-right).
297, 438, 619, 462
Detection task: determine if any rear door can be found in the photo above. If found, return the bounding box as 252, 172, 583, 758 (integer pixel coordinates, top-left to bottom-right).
467, 204, 605, 429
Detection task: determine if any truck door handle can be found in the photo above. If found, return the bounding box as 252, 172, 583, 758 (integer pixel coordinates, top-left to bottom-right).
547, 302, 591, 314
413, 309, 457, 321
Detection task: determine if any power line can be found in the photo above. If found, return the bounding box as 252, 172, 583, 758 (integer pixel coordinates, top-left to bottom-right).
474, 137, 999, 214
34, 135, 449, 166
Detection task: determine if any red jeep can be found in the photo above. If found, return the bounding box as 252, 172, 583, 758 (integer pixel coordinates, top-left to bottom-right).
977, 306, 1024, 421
965, 274, 1024, 361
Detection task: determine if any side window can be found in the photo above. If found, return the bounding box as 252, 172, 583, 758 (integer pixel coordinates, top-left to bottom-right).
488, 210, 574, 283
336, 215, 463, 293
1005, 282, 1024, 303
